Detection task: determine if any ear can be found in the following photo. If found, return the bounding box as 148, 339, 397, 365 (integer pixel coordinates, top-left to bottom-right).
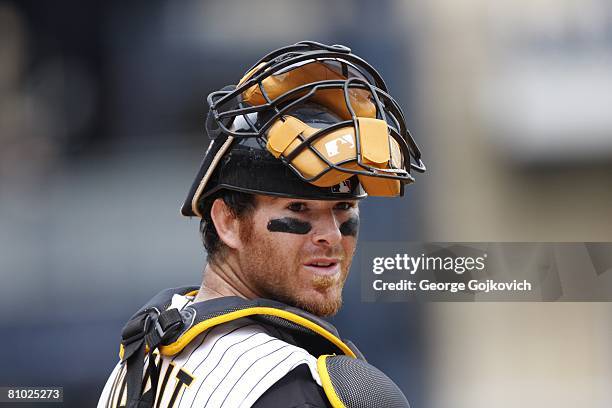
210, 198, 243, 250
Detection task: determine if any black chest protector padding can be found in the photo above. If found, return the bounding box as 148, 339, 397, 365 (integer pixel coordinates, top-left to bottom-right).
119, 286, 410, 408
120, 286, 361, 361
318, 355, 410, 408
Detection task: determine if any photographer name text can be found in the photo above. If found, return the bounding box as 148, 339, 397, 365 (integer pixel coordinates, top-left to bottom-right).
371, 253, 533, 294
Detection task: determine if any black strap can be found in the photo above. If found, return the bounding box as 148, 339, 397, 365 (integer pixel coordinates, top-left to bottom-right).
125, 339, 146, 408
136, 347, 160, 408
121, 309, 184, 408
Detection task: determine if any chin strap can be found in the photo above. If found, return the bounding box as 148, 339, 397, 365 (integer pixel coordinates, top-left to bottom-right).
121, 308, 184, 408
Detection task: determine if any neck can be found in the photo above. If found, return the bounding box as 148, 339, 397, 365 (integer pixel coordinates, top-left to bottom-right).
194, 254, 261, 303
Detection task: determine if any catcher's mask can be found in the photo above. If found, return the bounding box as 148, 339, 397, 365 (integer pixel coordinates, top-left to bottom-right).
181, 41, 425, 217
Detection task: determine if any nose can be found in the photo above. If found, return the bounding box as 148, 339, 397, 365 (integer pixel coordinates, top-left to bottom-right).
311, 211, 342, 247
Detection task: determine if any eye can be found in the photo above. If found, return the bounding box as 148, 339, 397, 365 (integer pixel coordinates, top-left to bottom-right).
334, 202, 356, 211
287, 202, 308, 212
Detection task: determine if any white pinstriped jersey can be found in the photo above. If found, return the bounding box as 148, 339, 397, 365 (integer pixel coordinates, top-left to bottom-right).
97, 294, 322, 408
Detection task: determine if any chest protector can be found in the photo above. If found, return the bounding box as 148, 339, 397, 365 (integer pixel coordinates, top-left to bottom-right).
119, 286, 410, 408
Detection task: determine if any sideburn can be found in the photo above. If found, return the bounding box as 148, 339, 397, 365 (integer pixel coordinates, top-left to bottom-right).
238, 213, 255, 245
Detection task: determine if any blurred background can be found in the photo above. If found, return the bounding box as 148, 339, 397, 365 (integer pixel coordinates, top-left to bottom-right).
1, 0, 611, 407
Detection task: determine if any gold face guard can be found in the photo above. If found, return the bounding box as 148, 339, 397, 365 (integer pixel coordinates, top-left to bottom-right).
267, 114, 404, 196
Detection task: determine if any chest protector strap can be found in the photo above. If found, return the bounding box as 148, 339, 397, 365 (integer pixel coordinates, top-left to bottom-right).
118, 286, 408, 408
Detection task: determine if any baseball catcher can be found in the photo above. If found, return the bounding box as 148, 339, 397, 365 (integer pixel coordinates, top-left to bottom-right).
98, 40, 425, 408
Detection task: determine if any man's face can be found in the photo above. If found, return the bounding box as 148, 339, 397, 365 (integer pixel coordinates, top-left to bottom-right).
236, 195, 360, 317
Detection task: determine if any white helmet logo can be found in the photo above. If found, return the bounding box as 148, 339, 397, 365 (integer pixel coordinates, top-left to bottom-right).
332, 179, 352, 193
325, 134, 355, 157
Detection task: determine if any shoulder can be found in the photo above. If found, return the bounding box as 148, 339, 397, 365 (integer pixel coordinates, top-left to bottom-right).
165, 319, 328, 407
252, 364, 332, 408
100, 289, 379, 407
